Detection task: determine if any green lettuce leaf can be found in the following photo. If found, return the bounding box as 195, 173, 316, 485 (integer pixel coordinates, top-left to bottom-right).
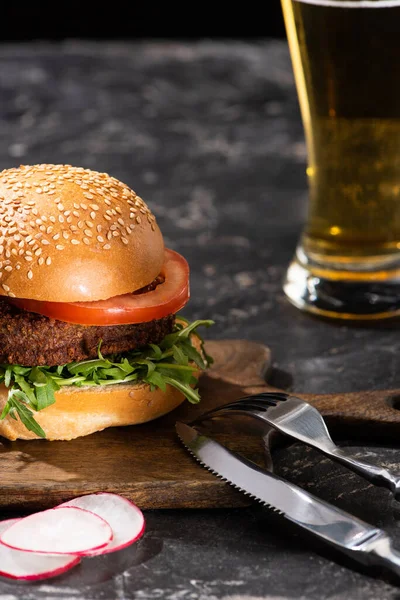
0, 318, 214, 439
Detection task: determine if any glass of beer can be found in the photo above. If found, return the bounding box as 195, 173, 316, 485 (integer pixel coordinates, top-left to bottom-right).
281, 0, 400, 320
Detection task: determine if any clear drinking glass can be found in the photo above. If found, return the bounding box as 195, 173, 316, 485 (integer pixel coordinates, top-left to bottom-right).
281, 0, 400, 320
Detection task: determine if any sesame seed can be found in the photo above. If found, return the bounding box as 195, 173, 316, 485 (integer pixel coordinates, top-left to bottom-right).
118, 218, 124, 226
53, 233, 60, 240
2, 284, 10, 292
90, 204, 99, 211
27, 270, 33, 279
103, 244, 111, 250
24, 256, 33, 262
97, 235, 104, 243
85, 221, 94, 228
4, 265, 12, 271
121, 237, 128, 245
83, 237, 90, 245
56, 244, 64, 250
46, 257, 51, 265
41, 239, 50, 245
71, 239, 80, 245
90, 211, 96, 220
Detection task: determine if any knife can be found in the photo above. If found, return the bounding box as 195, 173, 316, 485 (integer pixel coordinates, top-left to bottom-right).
176, 421, 400, 579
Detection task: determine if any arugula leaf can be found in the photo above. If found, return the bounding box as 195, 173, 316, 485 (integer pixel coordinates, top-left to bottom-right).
12, 398, 46, 438
0, 318, 214, 438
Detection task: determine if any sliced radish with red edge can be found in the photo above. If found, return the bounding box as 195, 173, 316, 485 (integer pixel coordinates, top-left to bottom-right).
59, 493, 145, 555
0, 507, 112, 555
0, 519, 80, 581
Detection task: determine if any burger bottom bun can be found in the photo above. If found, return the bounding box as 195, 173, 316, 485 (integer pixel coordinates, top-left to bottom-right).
0, 334, 202, 441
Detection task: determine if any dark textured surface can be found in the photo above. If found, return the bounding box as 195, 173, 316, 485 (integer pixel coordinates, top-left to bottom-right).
0, 40, 400, 599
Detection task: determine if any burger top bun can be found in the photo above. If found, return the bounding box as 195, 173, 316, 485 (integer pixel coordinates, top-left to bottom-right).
0, 164, 165, 302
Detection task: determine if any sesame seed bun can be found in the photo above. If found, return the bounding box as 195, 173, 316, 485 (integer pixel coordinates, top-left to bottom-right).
0, 164, 164, 302
0, 332, 202, 441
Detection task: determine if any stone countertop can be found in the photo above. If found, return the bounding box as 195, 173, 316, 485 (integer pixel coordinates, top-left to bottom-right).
0, 40, 399, 599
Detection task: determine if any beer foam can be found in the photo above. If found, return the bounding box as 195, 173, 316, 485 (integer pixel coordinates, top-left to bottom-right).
294, 0, 400, 7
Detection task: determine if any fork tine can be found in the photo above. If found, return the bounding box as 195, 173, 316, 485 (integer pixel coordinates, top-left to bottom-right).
189, 401, 258, 424
190, 392, 290, 424
252, 392, 289, 401
239, 392, 289, 405
229, 400, 272, 412
238, 397, 277, 407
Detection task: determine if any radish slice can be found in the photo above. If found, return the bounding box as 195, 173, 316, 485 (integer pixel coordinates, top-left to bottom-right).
0, 507, 112, 555
0, 519, 80, 580
60, 493, 145, 556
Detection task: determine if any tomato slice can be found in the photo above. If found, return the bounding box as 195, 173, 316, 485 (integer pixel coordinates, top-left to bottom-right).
10, 248, 190, 326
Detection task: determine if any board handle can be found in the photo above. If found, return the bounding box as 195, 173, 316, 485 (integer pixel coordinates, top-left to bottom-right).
204, 339, 400, 439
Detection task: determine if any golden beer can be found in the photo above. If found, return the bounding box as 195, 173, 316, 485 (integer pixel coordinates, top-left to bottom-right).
281, 0, 400, 319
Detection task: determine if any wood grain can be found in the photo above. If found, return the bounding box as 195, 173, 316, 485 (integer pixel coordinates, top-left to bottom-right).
1, 338, 400, 511
0, 340, 271, 511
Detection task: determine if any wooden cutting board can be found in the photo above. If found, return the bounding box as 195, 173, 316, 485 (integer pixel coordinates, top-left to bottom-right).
1, 338, 400, 511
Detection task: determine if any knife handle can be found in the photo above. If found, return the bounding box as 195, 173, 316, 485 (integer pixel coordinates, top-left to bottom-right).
353, 531, 400, 579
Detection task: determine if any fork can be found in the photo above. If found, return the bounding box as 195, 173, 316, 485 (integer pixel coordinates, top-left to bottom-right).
193, 392, 400, 498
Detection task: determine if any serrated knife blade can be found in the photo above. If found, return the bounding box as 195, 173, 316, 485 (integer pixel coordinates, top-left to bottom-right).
176, 421, 400, 578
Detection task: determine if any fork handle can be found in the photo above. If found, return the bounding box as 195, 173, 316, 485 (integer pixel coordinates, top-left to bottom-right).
327, 446, 400, 498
